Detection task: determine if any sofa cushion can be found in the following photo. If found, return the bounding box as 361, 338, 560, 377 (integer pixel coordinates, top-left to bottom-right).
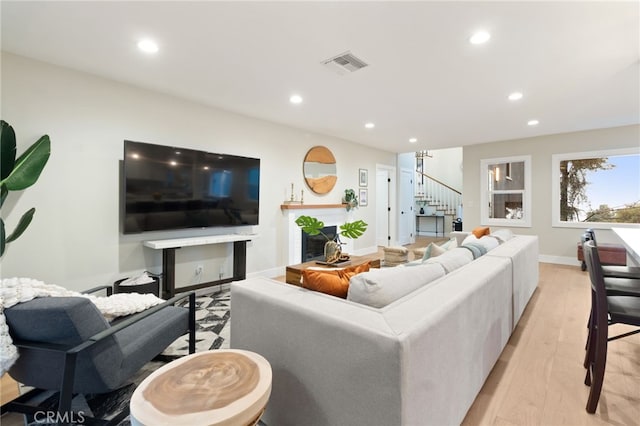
424, 247, 474, 273
459, 242, 487, 259
490, 228, 514, 243
302, 262, 371, 298
347, 263, 446, 308
463, 234, 500, 252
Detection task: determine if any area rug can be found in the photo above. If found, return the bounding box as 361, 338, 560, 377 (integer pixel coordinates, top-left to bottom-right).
14, 288, 231, 426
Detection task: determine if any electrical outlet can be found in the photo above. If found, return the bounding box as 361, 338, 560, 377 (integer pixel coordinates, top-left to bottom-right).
195, 265, 203, 275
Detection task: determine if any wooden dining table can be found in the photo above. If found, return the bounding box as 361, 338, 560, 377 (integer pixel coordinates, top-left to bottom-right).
611, 227, 640, 266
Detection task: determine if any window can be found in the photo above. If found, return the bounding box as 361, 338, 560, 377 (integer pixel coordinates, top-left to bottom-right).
552, 148, 640, 228
481, 155, 532, 227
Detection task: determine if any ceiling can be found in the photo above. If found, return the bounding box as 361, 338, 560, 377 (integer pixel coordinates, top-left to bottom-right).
1, 1, 638, 153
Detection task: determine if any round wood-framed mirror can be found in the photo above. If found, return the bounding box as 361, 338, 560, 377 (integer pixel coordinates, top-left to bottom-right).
303, 146, 337, 194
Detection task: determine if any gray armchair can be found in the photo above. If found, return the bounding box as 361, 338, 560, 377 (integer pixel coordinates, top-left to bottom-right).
1, 286, 195, 424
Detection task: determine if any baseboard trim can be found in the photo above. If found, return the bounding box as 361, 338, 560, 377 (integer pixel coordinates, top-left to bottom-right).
353, 245, 380, 257
539, 254, 580, 266
247, 267, 284, 280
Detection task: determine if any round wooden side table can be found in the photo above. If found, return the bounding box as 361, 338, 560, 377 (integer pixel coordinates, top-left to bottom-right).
130, 349, 272, 426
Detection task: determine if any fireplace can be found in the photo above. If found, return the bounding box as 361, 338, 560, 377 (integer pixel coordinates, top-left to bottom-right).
301, 226, 337, 262
283, 205, 353, 265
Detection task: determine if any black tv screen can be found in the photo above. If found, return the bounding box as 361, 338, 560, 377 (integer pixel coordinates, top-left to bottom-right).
123, 140, 260, 234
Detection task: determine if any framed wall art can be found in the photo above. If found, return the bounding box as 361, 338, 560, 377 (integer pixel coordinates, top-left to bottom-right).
359, 188, 368, 207
359, 168, 368, 187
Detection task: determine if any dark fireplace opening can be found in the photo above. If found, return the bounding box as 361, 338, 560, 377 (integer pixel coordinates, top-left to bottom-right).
301, 226, 337, 262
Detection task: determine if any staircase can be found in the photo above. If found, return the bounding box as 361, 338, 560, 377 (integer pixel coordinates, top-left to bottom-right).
415, 171, 461, 217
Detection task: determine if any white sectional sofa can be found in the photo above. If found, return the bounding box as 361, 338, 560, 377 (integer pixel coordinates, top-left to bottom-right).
231, 232, 538, 426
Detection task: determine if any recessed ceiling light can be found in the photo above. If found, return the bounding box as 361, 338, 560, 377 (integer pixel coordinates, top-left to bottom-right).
169, 160, 177, 166
409, 138, 418, 143
508, 92, 523, 101
137, 39, 159, 54
289, 94, 303, 104
527, 119, 539, 126
364, 122, 375, 129
470, 31, 491, 45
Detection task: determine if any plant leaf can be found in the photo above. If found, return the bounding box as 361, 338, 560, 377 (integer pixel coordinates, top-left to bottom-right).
0, 184, 7, 208
295, 215, 325, 236
339, 220, 368, 239
0, 120, 17, 181
6, 207, 35, 243
3, 135, 50, 190
0, 218, 5, 257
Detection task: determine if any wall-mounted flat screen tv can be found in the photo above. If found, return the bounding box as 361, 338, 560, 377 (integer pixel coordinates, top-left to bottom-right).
123, 140, 260, 234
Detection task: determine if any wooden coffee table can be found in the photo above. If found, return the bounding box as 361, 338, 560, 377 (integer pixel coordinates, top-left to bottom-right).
130, 349, 272, 426
285, 255, 381, 286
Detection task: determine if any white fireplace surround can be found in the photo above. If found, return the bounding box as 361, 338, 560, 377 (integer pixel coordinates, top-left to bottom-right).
284, 207, 354, 265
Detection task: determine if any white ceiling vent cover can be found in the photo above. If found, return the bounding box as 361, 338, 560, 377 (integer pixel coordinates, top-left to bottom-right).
322, 51, 369, 75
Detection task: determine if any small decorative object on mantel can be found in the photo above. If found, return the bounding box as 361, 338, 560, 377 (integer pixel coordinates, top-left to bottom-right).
283, 182, 303, 205
295, 215, 367, 265
343, 189, 359, 211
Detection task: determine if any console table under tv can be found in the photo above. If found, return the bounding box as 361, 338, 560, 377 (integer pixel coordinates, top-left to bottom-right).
143, 234, 257, 298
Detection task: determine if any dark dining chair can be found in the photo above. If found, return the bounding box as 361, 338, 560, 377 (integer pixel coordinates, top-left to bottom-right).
582, 241, 640, 413
583, 229, 640, 279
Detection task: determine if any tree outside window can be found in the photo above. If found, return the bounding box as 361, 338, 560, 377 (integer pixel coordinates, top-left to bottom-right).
553, 149, 640, 227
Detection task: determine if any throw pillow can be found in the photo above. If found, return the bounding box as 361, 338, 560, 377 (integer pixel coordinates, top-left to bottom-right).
472, 226, 491, 239
302, 262, 371, 298
422, 238, 458, 260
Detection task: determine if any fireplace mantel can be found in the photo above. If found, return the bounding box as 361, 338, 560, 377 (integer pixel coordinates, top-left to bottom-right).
280, 203, 347, 210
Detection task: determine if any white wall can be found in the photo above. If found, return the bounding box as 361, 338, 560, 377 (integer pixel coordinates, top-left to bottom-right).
421, 147, 463, 192
463, 124, 640, 264
1, 53, 396, 291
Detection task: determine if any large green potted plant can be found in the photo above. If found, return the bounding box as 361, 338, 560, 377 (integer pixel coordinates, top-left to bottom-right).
0, 120, 51, 257
295, 215, 367, 264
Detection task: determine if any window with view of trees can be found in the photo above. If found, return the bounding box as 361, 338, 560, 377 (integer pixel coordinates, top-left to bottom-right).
552, 149, 640, 227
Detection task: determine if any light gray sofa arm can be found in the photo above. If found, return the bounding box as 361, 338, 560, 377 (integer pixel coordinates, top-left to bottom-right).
450, 230, 470, 246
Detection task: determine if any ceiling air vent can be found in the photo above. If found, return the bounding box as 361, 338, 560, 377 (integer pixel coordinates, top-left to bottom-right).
322, 51, 369, 75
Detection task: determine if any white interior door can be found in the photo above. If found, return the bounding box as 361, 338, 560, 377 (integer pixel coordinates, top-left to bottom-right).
398, 168, 414, 245
376, 168, 390, 246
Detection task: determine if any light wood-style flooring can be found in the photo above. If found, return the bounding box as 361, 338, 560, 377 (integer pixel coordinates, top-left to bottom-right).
462, 262, 640, 426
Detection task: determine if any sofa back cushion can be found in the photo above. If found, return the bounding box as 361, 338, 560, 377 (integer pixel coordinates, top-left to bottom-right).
424, 247, 474, 273
347, 263, 446, 308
